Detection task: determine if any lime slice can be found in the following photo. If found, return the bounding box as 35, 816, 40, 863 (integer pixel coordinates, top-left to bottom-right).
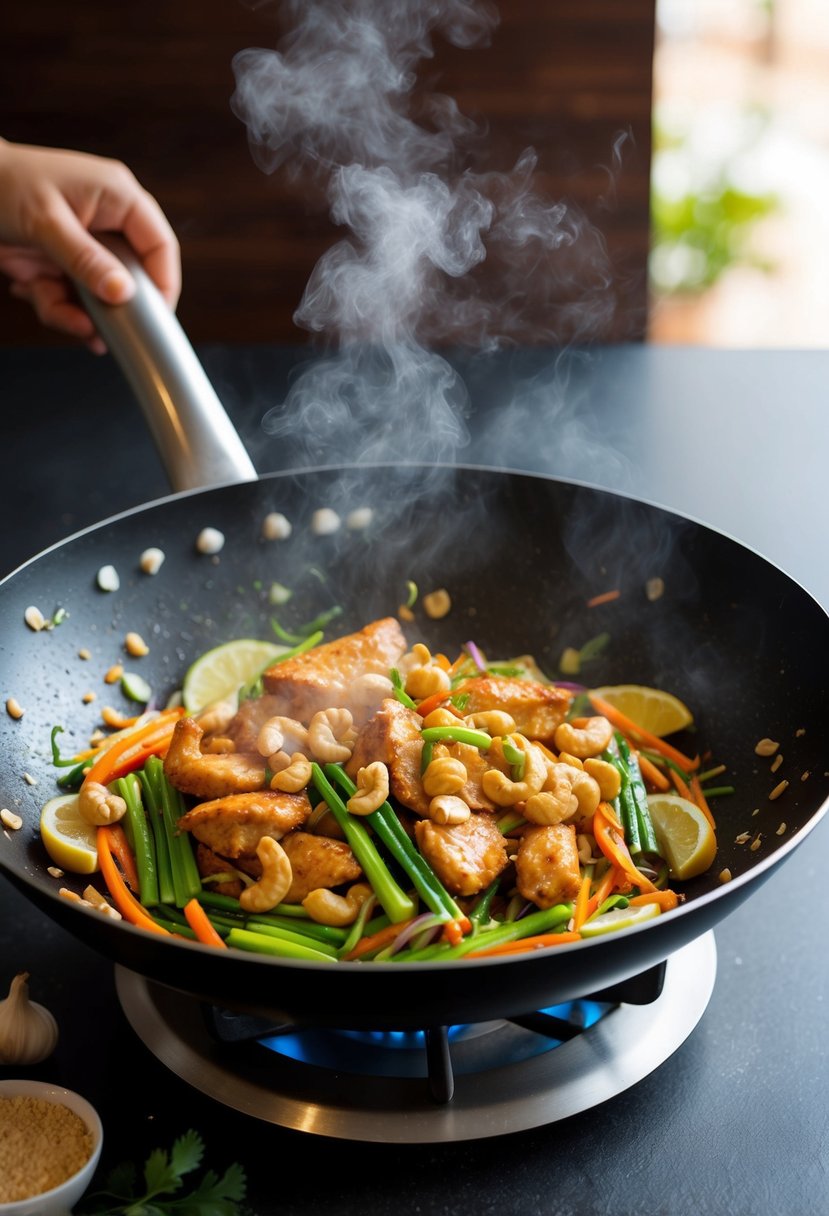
182, 638, 287, 713
579, 902, 660, 937
121, 671, 152, 703
589, 684, 693, 737
647, 793, 717, 880
39, 795, 99, 875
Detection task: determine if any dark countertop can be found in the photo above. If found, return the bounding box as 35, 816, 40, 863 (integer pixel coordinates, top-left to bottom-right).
1, 343, 827, 1216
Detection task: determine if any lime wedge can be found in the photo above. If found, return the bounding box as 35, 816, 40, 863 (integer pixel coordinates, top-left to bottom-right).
182, 638, 287, 713
579, 902, 660, 937
589, 684, 693, 737
647, 792, 717, 880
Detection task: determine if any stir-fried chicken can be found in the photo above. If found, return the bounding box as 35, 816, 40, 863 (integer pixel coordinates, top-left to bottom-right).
280, 831, 362, 902
414, 811, 509, 896
178, 789, 311, 858
453, 676, 571, 747
164, 717, 265, 798
514, 824, 581, 909
262, 617, 406, 724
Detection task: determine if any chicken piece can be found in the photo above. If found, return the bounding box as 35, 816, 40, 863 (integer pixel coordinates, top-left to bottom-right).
454, 676, 571, 747
514, 824, 582, 910
414, 811, 509, 897
223, 695, 292, 754
178, 789, 311, 858
347, 697, 428, 812
194, 842, 259, 899
164, 717, 266, 799
261, 617, 407, 724
280, 831, 362, 903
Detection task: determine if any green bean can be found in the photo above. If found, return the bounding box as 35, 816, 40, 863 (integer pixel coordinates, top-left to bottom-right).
139, 759, 175, 906
225, 926, 336, 963
616, 735, 659, 854
235, 921, 340, 959
113, 773, 158, 906
420, 725, 492, 749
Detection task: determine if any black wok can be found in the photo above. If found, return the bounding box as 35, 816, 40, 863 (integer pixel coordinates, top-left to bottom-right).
1, 264, 826, 1031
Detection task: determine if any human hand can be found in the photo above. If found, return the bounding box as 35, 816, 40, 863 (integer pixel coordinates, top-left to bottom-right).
0, 140, 181, 353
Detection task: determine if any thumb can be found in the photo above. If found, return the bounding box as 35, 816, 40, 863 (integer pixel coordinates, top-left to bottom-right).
39, 195, 136, 304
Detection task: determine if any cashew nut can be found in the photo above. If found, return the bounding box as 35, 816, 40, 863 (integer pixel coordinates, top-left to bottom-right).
270, 752, 313, 793
428, 794, 471, 825
556, 751, 584, 770
239, 836, 293, 912
464, 710, 516, 736
303, 882, 374, 926
584, 757, 622, 801
524, 764, 579, 824
257, 715, 309, 759
553, 715, 614, 759
349, 673, 395, 711
347, 761, 390, 816
422, 755, 468, 797
78, 781, 127, 826
405, 663, 451, 701
308, 708, 357, 763
195, 695, 238, 735
481, 735, 547, 806
560, 764, 602, 817
421, 707, 457, 728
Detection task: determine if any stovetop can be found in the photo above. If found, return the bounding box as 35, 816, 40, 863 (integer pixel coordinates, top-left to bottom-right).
1, 344, 827, 1216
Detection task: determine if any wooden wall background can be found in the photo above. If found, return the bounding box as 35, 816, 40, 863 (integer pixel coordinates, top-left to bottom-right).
0, 1, 655, 347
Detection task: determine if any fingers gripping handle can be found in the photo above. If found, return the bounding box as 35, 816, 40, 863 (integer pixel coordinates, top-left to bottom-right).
75, 235, 257, 493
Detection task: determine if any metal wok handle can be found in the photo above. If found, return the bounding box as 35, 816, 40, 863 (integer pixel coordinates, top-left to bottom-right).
74, 235, 257, 493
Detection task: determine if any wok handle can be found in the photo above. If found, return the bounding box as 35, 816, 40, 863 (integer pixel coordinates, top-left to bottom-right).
74, 235, 257, 493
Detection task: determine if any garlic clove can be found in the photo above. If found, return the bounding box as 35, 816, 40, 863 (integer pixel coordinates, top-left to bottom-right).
0, 971, 59, 1065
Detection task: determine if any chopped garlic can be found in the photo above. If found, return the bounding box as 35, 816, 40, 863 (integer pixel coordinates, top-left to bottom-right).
311, 508, 341, 536
96, 565, 120, 592
139, 547, 165, 575
262, 512, 292, 541
196, 527, 225, 555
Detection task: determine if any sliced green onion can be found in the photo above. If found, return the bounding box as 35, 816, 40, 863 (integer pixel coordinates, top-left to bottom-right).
421, 725, 492, 749
390, 667, 418, 710
225, 927, 337, 963
501, 737, 526, 779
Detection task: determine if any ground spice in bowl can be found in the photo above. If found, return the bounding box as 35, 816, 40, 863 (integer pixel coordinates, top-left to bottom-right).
0, 1093, 93, 1202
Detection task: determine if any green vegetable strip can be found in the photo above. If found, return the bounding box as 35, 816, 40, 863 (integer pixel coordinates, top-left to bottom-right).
161, 776, 202, 902
236, 921, 340, 959
325, 765, 461, 921
310, 764, 416, 924
390, 667, 418, 710
468, 876, 501, 931
604, 740, 641, 854
225, 926, 337, 963
398, 904, 574, 963
246, 915, 347, 946
50, 725, 84, 768
699, 785, 735, 798
138, 760, 175, 906
267, 629, 324, 664
419, 739, 434, 775
420, 725, 492, 749
57, 760, 88, 791
153, 917, 198, 940
616, 735, 660, 854
337, 895, 378, 959
113, 773, 159, 907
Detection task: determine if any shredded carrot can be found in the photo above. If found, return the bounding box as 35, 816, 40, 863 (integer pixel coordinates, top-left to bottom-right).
343, 916, 418, 961
82, 708, 184, 788
593, 802, 658, 893
629, 890, 680, 912
106, 823, 140, 892
588, 694, 699, 772
97, 827, 169, 935
433, 653, 451, 671
183, 898, 227, 949
586, 589, 621, 608
670, 766, 696, 803
415, 691, 451, 719
636, 750, 671, 791
584, 864, 621, 920
467, 931, 583, 958
572, 874, 592, 932
689, 775, 717, 831
442, 916, 472, 946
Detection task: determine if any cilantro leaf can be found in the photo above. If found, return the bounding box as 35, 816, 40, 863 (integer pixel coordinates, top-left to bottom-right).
169, 1130, 204, 1180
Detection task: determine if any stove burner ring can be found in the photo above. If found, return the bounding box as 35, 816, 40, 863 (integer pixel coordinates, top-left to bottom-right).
115, 932, 716, 1143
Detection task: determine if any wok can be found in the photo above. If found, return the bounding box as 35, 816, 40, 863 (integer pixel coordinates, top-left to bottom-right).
1, 254, 826, 1031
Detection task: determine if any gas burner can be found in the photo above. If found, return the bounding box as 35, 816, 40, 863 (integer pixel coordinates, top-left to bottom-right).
115, 932, 716, 1143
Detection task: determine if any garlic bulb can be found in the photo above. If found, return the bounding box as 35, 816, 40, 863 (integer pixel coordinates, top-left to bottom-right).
0, 972, 59, 1065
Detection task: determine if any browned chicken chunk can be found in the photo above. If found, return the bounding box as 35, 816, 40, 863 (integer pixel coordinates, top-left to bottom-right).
514, 824, 581, 909
414, 811, 509, 897
194, 842, 258, 899
347, 697, 427, 812
262, 617, 407, 723
178, 789, 311, 858
453, 676, 571, 747
280, 831, 362, 902
164, 717, 266, 799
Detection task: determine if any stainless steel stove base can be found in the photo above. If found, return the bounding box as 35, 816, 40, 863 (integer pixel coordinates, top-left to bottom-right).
115, 931, 716, 1143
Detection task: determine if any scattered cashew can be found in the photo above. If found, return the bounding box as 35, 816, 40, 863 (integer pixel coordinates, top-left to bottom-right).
239, 836, 293, 912
422, 755, 468, 797
553, 715, 614, 759
524, 764, 579, 824
308, 708, 357, 763
349, 672, 395, 711
428, 794, 471, 825
303, 882, 373, 926
405, 663, 451, 701
464, 709, 516, 736
78, 781, 127, 826
556, 751, 584, 770
270, 752, 313, 793
421, 707, 458, 728
347, 761, 390, 816
562, 765, 602, 817
257, 715, 309, 758
196, 696, 239, 736
481, 735, 547, 806
584, 757, 622, 801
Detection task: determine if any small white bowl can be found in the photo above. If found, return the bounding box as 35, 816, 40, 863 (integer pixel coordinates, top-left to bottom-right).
0, 1079, 103, 1215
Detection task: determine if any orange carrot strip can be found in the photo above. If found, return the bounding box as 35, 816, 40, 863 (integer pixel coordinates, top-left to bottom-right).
97, 827, 169, 935
344, 916, 418, 961
586, 589, 621, 608
584, 864, 621, 920
670, 766, 696, 803
636, 751, 671, 791
183, 898, 228, 949
690, 775, 717, 831
588, 694, 699, 771
433, 653, 451, 671
415, 691, 451, 719
593, 802, 658, 893
467, 931, 582, 958
572, 874, 592, 932
82, 709, 184, 788
629, 890, 680, 912
106, 823, 140, 892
